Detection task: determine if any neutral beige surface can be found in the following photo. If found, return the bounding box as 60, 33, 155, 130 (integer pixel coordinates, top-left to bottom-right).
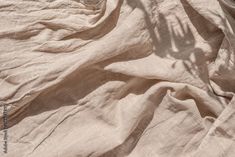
0, 0, 235, 156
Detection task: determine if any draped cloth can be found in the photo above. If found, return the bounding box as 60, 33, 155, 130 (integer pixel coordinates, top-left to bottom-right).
0, 0, 235, 156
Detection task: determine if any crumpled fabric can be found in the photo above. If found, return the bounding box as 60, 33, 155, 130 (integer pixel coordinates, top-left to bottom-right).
0, 0, 235, 156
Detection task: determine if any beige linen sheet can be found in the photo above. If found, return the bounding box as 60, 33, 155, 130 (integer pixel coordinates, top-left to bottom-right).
0, 0, 235, 156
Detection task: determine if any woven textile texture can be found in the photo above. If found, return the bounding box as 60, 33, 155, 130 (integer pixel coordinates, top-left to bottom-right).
1, 0, 235, 157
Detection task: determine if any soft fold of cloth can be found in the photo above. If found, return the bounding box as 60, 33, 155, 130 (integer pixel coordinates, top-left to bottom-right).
0, 0, 235, 157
